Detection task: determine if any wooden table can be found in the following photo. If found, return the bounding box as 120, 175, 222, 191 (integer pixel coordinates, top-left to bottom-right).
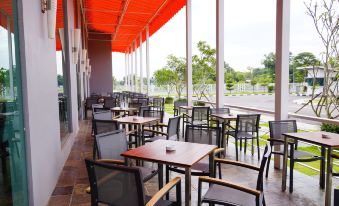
121, 139, 217, 206
110, 107, 137, 116
282, 131, 339, 206
115, 116, 159, 147
210, 113, 237, 155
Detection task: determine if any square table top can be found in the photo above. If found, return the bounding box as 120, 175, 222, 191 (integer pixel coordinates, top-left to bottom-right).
121, 140, 217, 167
110, 107, 137, 112
115, 116, 159, 125
210, 113, 237, 120
283, 131, 339, 148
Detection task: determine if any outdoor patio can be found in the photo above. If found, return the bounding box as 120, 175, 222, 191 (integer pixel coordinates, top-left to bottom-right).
47, 115, 337, 206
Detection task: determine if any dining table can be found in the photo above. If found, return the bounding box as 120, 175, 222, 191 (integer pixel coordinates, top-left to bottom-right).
121, 139, 217, 206
282, 131, 339, 206
110, 107, 138, 116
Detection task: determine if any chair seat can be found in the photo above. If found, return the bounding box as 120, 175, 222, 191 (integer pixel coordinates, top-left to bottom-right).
145, 195, 174, 206
272, 149, 321, 160
136, 166, 158, 182
168, 161, 209, 175
227, 131, 255, 139
202, 184, 259, 206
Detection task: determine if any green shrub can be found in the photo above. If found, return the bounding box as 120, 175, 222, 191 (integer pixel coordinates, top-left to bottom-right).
194, 101, 205, 106
268, 85, 274, 93
321, 123, 339, 134
165, 97, 174, 104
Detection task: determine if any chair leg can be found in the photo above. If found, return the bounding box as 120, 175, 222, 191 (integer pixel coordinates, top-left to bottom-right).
251, 138, 254, 156
290, 160, 294, 193
165, 165, 170, 200
244, 139, 247, 154
265, 154, 272, 178
235, 139, 239, 161
240, 139, 242, 151
256, 136, 260, 161
218, 162, 222, 179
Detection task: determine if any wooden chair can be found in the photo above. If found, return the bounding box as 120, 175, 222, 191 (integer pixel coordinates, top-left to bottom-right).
197, 144, 272, 206
85, 159, 182, 206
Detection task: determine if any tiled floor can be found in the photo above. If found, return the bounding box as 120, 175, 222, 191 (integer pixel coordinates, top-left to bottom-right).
48, 118, 337, 206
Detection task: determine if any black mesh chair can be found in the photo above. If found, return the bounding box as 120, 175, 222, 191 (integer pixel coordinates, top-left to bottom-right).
144, 116, 181, 143
140, 110, 165, 142
94, 130, 158, 183
182, 106, 210, 138
151, 97, 164, 111
267, 120, 323, 193
84, 97, 98, 119
85, 159, 181, 206
210, 108, 230, 115
227, 114, 261, 161
138, 106, 150, 117
92, 110, 112, 121
103, 97, 117, 109
173, 99, 187, 116
129, 102, 142, 115
166, 125, 224, 182
210, 107, 232, 149
92, 119, 119, 159
137, 97, 149, 106
198, 144, 271, 206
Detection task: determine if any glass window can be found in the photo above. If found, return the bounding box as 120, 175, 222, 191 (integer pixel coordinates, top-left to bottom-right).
0, 1, 29, 205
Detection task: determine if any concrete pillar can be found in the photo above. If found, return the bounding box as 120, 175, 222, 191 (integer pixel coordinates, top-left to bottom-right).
146, 26, 150, 95
130, 45, 134, 92
134, 40, 138, 92
274, 0, 290, 168
186, 0, 193, 106
216, 0, 225, 108
139, 33, 143, 93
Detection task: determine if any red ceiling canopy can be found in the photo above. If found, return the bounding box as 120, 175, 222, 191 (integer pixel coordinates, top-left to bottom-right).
56, 0, 186, 53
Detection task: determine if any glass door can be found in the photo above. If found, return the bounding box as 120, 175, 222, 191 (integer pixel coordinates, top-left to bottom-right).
0, 1, 29, 205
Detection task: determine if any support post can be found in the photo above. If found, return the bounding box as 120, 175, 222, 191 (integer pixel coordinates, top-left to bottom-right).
186, 0, 193, 106
274, 0, 290, 169
216, 0, 225, 108
125, 53, 127, 89
134, 41, 138, 92
7, 16, 14, 99
139, 33, 143, 93
146, 26, 150, 95
130, 45, 134, 92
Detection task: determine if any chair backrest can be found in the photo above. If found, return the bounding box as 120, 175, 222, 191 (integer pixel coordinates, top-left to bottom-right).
93, 107, 110, 113
185, 125, 220, 147
167, 116, 181, 140
152, 97, 164, 110
129, 102, 142, 110
192, 107, 210, 122
143, 109, 164, 123
236, 114, 260, 133
269, 120, 297, 144
85, 159, 145, 206
104, 97, 117, 109
95, 130, 127, 160
137, 98, 149, 106
92, 119, 119, 135
138, 106, 150, 117
86, 98, 98, 109
210, 107, 230, 114
256, 144, 272, 191
174, 100, 188, 109
93, 110, 112, 120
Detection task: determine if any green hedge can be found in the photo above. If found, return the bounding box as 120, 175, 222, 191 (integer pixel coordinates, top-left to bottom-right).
321, 123, 339, 134
165, 97, 174, 104
194, 101, 205, 106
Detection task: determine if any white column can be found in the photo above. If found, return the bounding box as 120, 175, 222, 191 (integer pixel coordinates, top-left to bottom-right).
130, 46, 134, 92
274, 0, 290, 168
186, 0, 193, 106
127, 51, 130, 91
139, 33, 143, 94
216, 0, 225, 108
7, 16, 14, 98
125, 53, 127, 89
146, 26, 150, 95
134, 40, 138, 93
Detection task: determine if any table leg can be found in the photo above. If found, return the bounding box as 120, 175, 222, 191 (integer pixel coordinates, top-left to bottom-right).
185, 168, 191, 206
221, 120, 226, 157
325, 147, 333, 206
209, 152, 215, 178
320, 146, 325, 189
282, 135, 288, 191
158, 163, 163, 190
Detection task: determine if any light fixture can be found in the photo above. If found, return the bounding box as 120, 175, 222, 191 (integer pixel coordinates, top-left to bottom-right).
41, 0, 57, 39
58, 28, 65, 59
72, 29, 81, 64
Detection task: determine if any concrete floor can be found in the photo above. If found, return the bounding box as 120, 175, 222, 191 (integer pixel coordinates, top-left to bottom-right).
48, 118, 336, 206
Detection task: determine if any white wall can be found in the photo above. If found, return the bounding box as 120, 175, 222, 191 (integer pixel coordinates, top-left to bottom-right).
17, 0, 79, 205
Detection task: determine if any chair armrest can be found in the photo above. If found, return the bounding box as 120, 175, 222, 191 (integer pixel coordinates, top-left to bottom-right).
96, 159, 125, 165
143, 128, 167, 136
183, 113, 191, 118
199, 176, 261, 196
126, 129, 137, 135
213, 148, 225, 156
145, 177, 181, 206
157, 123, 167, 127
332, 153, 339, 159
112, 114, 123, 119
215, 158, 260, 171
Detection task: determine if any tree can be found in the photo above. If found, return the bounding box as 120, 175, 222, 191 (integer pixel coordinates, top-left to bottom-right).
225, 73, 235, 93
57, 74, 64, 87
0, 67, 9, 95
154, 68, 175, 97
304, 0, 339, 119
291, 52, 320, 83
261, 52, 276, 76
250, 79, 257, 92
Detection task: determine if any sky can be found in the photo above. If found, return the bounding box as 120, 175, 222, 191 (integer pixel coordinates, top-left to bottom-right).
111, 0, 324, 81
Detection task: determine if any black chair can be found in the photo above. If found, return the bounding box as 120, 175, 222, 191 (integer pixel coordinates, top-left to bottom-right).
197, 144, 271, 206
227, 114, 261, 161
92, 110, 112, 121
85, 159, 182, 206
182, 106, 210, 138
266, 120, 324, 193
210, 108, 230, 115
84, 97, 98, 119
138, 106, 150, 117
103, 97, 117, 109
129, 102, 142, 115
94, 130, 158, 183
173, 99, 187, 116
137, 97, 149, 106
166, 125, 224, 183
144, 116, 181, 143
210, 107, 232, 150
151, 97, 164, 111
